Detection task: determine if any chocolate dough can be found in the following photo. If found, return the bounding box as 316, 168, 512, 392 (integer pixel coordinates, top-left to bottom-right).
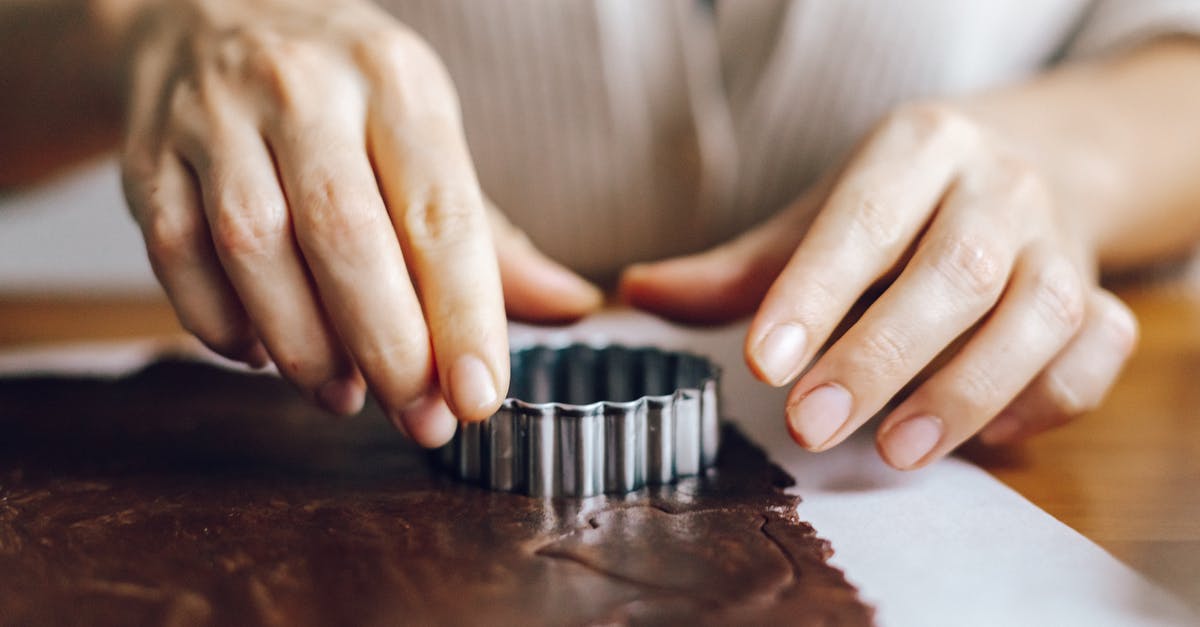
0, 360, 872, 626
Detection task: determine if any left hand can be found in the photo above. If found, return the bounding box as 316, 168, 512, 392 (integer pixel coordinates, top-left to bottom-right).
619, 103, 1138, 469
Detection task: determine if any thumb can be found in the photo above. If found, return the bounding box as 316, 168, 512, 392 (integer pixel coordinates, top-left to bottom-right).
488, 203, 604, 323
618, 204, 813, 325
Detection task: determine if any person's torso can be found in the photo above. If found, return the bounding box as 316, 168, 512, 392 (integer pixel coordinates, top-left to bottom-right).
381, 0, 1089, 284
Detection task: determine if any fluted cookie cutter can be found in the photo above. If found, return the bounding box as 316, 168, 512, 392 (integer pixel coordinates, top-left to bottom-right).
437, 344, 721, 497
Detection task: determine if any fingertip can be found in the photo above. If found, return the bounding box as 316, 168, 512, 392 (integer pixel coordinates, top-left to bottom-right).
784, 413, 813, 450
977, 413, 1024, 446
446, 354, 503, 421
877, 414, 944, 470
616, 262, 650, 292
1093, 289, 1139, 355
617, 255, 768, 325
785, 383, 853, 452
615, 262, 665, 311
317, 375, 367, 417
575, 280, 607, 312
744, 322, 809, 387
545, 261, 605, 308
618, 258, 671, 291
399, 392, 460, 448
502, 255, 605, 323
240, 342, 271, 369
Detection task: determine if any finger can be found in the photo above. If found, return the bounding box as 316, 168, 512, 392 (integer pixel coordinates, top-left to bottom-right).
394, 388, 460, 449
875, 244, 1087, 469
617, 199, 814, 325
172, 98, 367, 415
744, 106, 977, 386
121, 147, 266, 367
259, 115, 431, 421
365, 48, 507, 422
488, 203, 604, 323
979, 289, 1138, 444
783, 185, 1018, 452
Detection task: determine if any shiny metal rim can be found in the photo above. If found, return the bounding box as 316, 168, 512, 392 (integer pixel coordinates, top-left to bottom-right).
437, 344, 721, 497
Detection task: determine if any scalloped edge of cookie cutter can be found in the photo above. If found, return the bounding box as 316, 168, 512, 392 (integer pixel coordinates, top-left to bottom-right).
437, 344, 721, 497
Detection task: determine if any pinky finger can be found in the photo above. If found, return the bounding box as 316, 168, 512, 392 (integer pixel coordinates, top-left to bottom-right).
979, 289, 1138, 444
123, 150, 266, 366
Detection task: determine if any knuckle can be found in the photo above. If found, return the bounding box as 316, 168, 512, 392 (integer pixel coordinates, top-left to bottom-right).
359, 345, 432, 409
120, 153, 157, 194
1042, 372, 1095, 417
852, 324, 913, 380
931, 232, 1008, 300
165, 80, 227, 153
167, 80, 199, 121
143, 210, 201, 269
403, 195, 483, 251
165, 81, 209, 142
294, 179, 387, 247
210, 198, 288, 259
802, 274, 842, 322
887, 102, 979, 150
846, 193, 904, 253
951, 362, 1005, 410
241, 38, 313, 108
358, 27, 423, 67
359, 28, 459, 114
363, 27, 443, 79
995, 159, 1050, 206
1032, 258, 1086, 333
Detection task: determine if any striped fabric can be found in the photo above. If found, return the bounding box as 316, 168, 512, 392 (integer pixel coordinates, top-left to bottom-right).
379, 0, 1200, 285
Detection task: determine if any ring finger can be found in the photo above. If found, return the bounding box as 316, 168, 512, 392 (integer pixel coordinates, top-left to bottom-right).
876, 244, 1087, 469
978, 288, 1138, 444
177, 110, 364, 414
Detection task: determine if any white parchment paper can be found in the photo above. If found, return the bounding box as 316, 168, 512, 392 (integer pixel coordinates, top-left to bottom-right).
509, 310, 1197, 627
0, 312, 1195, 626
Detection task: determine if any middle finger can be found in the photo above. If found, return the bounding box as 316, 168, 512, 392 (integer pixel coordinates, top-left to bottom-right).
268, 114, 433, 420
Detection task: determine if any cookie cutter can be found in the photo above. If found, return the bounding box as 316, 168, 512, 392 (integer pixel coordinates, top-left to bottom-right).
437, 344, 721, 497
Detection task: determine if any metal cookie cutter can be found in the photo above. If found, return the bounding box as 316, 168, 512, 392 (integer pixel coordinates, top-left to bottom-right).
437, 344, 721, 497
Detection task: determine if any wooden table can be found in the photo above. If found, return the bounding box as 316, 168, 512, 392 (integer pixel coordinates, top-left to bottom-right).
1, 286, 1198, 609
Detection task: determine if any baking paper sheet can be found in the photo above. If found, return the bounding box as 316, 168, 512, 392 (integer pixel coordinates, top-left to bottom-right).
0, 314, 1195, 626
512, 311, 1197, 626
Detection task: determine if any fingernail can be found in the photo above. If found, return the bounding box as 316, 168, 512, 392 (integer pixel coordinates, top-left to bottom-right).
979, 413, 1022, 445
787, 383, 852, 450
754, 323, 808, 385
881, 415, 943, 469
449, 355, 499, 417
318, 377, 365, 417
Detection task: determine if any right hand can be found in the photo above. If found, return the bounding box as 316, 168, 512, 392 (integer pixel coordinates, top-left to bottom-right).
117, 0, 602, 446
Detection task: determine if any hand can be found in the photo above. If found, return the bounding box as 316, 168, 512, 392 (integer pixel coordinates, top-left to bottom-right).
620, 103, 1138, 469
117, 0, 601, 446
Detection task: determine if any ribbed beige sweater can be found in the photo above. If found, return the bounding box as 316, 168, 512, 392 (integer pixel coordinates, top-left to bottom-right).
379, 0, 1200, 285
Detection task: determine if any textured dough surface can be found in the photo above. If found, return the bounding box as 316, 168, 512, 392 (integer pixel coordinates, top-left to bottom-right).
0, 360, 872, 626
